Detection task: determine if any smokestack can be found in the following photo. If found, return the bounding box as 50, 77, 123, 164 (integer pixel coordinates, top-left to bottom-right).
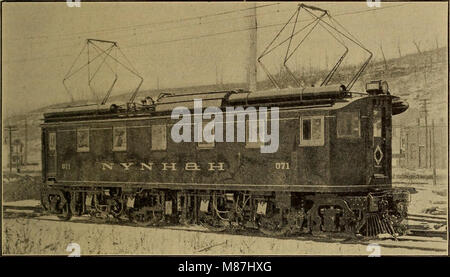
248, 2, 257, 92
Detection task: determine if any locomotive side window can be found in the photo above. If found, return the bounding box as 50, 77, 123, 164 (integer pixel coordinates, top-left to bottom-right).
299, 116, 324, 146
76, 128, 90, 152
113, 127, 127, 151
48, 132, 56, 151
337, 111, 360, 138
152, 124, 167, 150
373, 109, 382, 137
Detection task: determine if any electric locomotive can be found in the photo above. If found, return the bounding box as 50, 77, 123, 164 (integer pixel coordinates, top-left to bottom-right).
40, 80, 410, 237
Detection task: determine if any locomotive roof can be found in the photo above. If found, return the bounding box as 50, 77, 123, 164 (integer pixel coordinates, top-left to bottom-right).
43, 84, 371, 122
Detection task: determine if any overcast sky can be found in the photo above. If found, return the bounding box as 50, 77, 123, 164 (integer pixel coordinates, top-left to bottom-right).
2, 1, 448, 117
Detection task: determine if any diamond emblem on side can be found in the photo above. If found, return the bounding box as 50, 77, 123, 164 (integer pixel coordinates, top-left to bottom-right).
374, 145, 383, 165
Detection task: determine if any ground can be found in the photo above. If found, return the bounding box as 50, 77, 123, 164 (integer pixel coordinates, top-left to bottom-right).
2, 214, 447, 255
2, 169, 448, 256
2, 172, 41, 202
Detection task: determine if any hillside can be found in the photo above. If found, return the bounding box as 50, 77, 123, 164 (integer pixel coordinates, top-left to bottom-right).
2, 47, 448, 168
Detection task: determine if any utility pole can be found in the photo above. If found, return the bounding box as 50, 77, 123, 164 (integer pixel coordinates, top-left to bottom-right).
247, 2, 257, 92
405, 129, 409, 167
421, 99, 430, 168
309, 57, 312, 77
432, 119, 437, 185
417, 118, 421, 168
5, 125, 18, 173
24, 116, 28, 165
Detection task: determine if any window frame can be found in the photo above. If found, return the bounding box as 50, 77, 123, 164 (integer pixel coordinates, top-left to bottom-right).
337, 111, 361, 139
299, 115, 324, 147
112, 126, 127, 152
76, 128, 90, 152
151, 124, 167, 151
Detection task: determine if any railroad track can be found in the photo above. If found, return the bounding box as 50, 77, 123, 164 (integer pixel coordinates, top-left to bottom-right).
406, 213, 447, 239
3, 205, 448, 254
4, 204, 448, 240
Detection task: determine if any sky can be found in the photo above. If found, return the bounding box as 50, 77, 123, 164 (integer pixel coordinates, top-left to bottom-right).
2, 1, 448, 117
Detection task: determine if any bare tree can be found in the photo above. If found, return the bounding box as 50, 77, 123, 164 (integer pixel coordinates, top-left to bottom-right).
428, 54, 433, 74
412, 39, 430, 84
413, 40, 422, 54
215, 62, 219, 85
220, 64, 224, 87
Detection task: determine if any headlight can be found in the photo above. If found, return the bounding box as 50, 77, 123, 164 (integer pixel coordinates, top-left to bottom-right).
366, 80, 389, 95
366, 80, 381, 93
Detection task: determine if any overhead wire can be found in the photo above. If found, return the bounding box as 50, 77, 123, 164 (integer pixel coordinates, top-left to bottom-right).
8, 3, 279, 42
4, 3, 411, 64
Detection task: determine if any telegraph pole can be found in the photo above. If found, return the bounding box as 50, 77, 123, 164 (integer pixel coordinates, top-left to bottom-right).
432, 119, 437, 185
247, 2, 258, 92
5, 125, 18, 173
24, 116, 28, 165
215, 62, 218, 85
420, 99, 430, 168
220, 65, 224, 87
417, 118, 421, 168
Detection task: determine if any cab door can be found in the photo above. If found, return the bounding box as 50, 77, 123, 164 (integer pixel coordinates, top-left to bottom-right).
372, 106, 389, 183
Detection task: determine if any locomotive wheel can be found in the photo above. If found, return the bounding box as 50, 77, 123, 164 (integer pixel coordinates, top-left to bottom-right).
109, 198, 124, 219
198, 212, 228, 232
257, 209, 289, 237
70, 192, 83, 216
131, 207, 163, 227
57, 202, 72, 221
40, 188, 50, 211
198, 193, 233, 232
